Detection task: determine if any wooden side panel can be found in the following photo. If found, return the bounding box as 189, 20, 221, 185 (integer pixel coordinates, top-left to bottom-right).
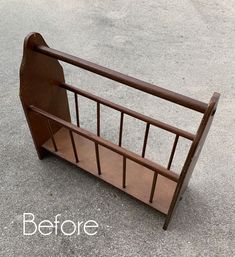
20, 32, 71, 158
163, 92, 220, 230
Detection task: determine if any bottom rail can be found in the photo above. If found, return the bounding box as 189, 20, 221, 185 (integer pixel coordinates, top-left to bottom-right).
29, 105, 179, 183
42, 127, 177, 215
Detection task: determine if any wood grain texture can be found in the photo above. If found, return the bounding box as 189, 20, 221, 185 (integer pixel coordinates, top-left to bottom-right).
20, 32, 70, 158
43, 127, 177, 215
20, 32, 220, 230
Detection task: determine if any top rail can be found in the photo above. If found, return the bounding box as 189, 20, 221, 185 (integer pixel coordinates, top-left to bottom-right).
35, 45, 208, 113
28, 105, 179, 182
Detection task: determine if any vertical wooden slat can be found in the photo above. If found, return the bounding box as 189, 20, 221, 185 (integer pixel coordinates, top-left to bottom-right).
47, 119, 57, 152
149, 172, 158, 203
142, 123, 150, 157
74, 93, 80, 127
119, 112, 124, 146
167, 134, 179, 170
122, 156, 126, 188
95, 142, 101, 175
97, 102, 100, 137
69, 130, 79, 163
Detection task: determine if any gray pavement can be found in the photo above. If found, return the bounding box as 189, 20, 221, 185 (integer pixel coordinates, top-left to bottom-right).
0, 0, 234, 256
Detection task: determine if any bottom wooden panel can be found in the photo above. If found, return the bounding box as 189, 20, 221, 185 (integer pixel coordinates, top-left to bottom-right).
42, 127, 176, 215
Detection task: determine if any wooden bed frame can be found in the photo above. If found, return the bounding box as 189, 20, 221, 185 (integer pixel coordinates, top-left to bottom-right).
20, 32, 220, 230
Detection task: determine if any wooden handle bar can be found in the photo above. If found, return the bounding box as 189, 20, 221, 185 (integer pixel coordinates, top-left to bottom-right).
35, 45, 208, 113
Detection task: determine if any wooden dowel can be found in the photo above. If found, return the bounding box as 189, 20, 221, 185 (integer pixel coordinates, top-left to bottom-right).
149, 173, 158, 203
59, 83, 195, 141
119, 112, 124, 146
97, 102, 100, 137
69, 130, 79, 163
95, 142, 101, 175
36, 45, 207, 113
47, 119, 57, 152
167, 134, 179, 170
122, 156, 126, 188
30, 105, 179, 182
74, 93, 80, 127
142, 123, 150, 157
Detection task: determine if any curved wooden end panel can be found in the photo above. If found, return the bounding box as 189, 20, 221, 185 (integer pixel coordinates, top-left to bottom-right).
20, 32, 71, 158
163, 92, 220, 230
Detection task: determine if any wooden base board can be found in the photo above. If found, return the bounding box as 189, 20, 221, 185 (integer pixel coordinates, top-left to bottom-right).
42, 128, 176, 215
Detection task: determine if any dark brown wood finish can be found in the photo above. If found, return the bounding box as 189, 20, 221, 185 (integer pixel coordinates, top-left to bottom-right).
95, 142, 101, 175
28, 105, 179, 183
74, 93, 80, 127
149, 173, 158, 203
97, 102, 101, 137
142, 123, 150, 158
20, 32, 220, 230
20, 32, 70, 159
36, 45, 207, 113
167, 134, 179, 170
42, 127, 177, 215
59, 82, 195, 141
47, 120, 58, 152
122, 156, 126, 188
69, 130, 79, 163
163, 92, 220, 230
119, 112, 124, 146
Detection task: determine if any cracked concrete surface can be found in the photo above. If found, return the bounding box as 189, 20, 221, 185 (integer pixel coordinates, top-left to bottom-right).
0, 0, 234, 256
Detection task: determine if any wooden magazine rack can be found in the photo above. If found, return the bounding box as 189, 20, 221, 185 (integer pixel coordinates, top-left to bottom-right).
20, 33, 220, 230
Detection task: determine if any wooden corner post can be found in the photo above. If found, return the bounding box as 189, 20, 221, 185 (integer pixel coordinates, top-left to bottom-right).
163, 92, 220, 230
19, 33, 71, 159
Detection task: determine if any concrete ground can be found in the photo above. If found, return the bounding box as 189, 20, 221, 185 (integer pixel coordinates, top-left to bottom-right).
0, 0, 234, 256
